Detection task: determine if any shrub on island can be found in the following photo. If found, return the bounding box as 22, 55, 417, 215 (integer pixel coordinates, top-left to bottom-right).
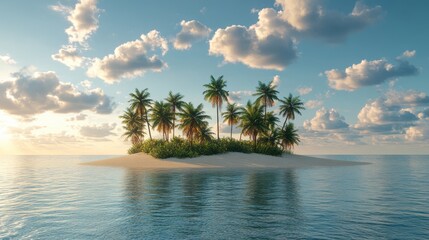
128, 138, 283, 159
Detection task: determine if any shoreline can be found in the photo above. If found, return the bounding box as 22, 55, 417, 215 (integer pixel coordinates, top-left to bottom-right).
81, 152, 369, 170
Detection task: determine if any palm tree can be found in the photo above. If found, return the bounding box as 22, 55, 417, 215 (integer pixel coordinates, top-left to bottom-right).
222, 103, 240, 139
239, 101, 268, 147
253, 81, 279, 119
203, 75, 229, 140
178, 102, 211, 144
196, 122, 214, 143
150, 101, 174, 141
165, 91, 185, 139
280, 123, 300, 151
279, 94, 305, 129
120, 108, 145, 145
265, 111, 279, 129
129, 88, 153, 140
260, 126, 280, 147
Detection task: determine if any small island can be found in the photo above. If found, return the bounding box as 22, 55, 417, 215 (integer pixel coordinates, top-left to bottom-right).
84, 75, 366, 169
124, 75, 302, 158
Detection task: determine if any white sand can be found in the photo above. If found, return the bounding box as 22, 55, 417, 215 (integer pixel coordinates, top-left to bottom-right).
81, 152, 367, 169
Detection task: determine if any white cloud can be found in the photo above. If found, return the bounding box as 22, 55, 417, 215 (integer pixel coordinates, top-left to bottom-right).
0, 55, 16, 65
209, 22, 298, 71
173, 20, 212, 50
52, 0, 100, 46
401, 50, 416, 58
0, 68, 115, 116
270, 75, 281, 88
227, 90, 253, 103
80, 123, 116, 138
297, 87, 312, 95
325, 58, 418, 91
251, 8, 260, 14
355, 90, 428, 134
51, 45, 85, 70
209, 1, 381, 70
303, 108, 349, 131
275, 0, 383, 42
384, 90, 429, 107
305, 100, 323, 109
80, 80, 92, 88
87, 30, 168, 83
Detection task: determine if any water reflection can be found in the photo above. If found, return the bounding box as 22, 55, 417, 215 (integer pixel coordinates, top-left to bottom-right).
121, 169, 304, 238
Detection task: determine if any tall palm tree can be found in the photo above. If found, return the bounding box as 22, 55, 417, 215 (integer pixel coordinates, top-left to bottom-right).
165, 91, 185, 139
253, 81, 279, 119
196, 122, 214, 143
203, 75, 229, 140
280, 123, 300, 151
150, 101, 174, 141
178, 102, 211, 144
129, 88, 153, 140
239, 101, 268, 147
222, 103, 240, 139
279, 94, 305, 129
120, 108, 145, 145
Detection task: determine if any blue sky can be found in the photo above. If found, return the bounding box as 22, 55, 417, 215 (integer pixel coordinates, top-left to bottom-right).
0, 0, 428, 155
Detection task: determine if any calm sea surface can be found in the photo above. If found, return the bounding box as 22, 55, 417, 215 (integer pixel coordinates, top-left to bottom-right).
0, 155, 428, 239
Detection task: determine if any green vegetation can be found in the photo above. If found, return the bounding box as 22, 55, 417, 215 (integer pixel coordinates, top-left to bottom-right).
121, 75, 304, 159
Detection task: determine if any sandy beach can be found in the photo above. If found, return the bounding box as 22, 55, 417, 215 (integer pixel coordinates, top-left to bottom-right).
82, 152, 368, 169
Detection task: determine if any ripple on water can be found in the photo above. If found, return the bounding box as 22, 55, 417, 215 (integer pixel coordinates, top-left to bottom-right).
0, 155, 429, 239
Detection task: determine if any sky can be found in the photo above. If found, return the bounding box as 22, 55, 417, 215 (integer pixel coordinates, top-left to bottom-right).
0, 0, 428, 155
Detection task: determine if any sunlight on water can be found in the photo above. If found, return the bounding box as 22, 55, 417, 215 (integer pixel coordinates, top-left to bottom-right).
0, 155, 428, 239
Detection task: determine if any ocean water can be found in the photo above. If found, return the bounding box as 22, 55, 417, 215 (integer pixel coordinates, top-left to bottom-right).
0, 155, 428, 239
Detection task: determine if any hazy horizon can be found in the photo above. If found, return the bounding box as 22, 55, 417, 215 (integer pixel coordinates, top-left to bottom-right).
1, 0, 428, 155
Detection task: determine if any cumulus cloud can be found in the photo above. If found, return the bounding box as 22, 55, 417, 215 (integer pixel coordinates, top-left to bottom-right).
87, 30, 168, 83
405, 123, 429, 141
0, 55, 16, 65
325, 58, 419, 91
209, 23, 298, 71
173, 20, 212, 50
0, 68, 115, 116
305, 100, 323, 109
80, 80, 92, 88
275, 0, 382, 42
209, 1, 381, 70
297, 87, 312, 95
355, 90, 428, 134
51, 45, 85, 70
80, 123, 116, 138
227, 90, 253, 103
401, 50, 416, 58
270, 75, 281, 88
384, 90, 429, 107
52, 0, 100, 46
304, 108, 349, 131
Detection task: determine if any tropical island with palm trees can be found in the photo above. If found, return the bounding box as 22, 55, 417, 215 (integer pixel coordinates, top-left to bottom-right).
85, 76, 366, 169
121, 75, 304, 159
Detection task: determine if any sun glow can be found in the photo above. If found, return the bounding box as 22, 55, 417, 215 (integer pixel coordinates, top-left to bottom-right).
0, 126, 10, 141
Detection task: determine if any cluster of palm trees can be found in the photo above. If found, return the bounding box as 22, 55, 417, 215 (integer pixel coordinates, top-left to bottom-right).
121, 75, 304, 151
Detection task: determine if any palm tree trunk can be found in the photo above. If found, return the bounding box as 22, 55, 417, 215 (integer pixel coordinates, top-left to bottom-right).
173, 118, 175, 138
264, 96, 267, 119
172, 108, 175, 138
239, 131, 242, 141
230, 124, 232, 139
216, 103, 219, 140
282, 119, 287, 130
146, 114, 152, 140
